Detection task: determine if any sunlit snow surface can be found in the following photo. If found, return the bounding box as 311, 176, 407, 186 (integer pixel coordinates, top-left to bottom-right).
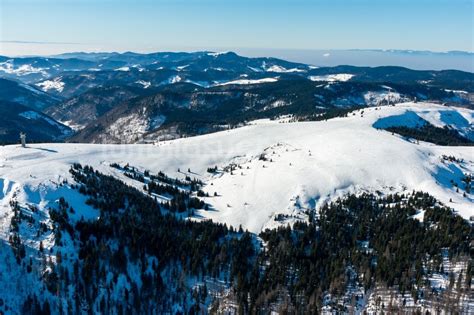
0, 60, 48, 77
216, 77, 279, 86
0, 102, 473, 234
309, 73, 354, 82
35, 77, 65, 93
135, 80, 151, 88
265, 65, 306, 73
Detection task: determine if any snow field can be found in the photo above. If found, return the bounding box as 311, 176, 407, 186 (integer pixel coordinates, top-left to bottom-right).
0, 102, 472, 234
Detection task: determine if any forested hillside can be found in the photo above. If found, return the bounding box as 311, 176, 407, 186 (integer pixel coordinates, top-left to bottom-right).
4, 164, 472, 314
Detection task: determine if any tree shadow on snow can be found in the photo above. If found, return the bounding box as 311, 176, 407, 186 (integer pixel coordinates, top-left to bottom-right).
25, 146, 58, 153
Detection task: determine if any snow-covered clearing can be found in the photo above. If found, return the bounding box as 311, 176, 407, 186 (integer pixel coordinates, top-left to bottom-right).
0, 102, 472, 234
115, 66, 130, 71
135, 80, 151, 88
309, 73, 355, 82
265, 65, 306, 73
35, 77, 65, 93
169, 75, 182, 84
363, 89, 407, 106
0, 60, 48, 77
216, 77, 279, 86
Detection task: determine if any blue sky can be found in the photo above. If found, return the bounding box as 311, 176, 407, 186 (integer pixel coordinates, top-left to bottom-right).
0, 0, 473, 56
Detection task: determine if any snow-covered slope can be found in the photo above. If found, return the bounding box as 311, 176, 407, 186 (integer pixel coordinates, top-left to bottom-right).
373, 106, 474, 140
0, 103, 472, 234
309, 73, 354, 82
215, 77, 279, 86
35, 77, 65, 93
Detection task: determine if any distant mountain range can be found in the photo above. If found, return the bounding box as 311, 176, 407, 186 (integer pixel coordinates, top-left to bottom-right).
236, 48, 474, 72
0, 51, 473, 314
0, 51, 472, 143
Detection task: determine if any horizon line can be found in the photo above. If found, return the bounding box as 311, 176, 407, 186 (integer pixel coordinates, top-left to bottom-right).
1, 47, 473, 58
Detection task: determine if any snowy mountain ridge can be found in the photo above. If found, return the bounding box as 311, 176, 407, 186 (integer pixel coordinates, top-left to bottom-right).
1, 102, 472, 234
